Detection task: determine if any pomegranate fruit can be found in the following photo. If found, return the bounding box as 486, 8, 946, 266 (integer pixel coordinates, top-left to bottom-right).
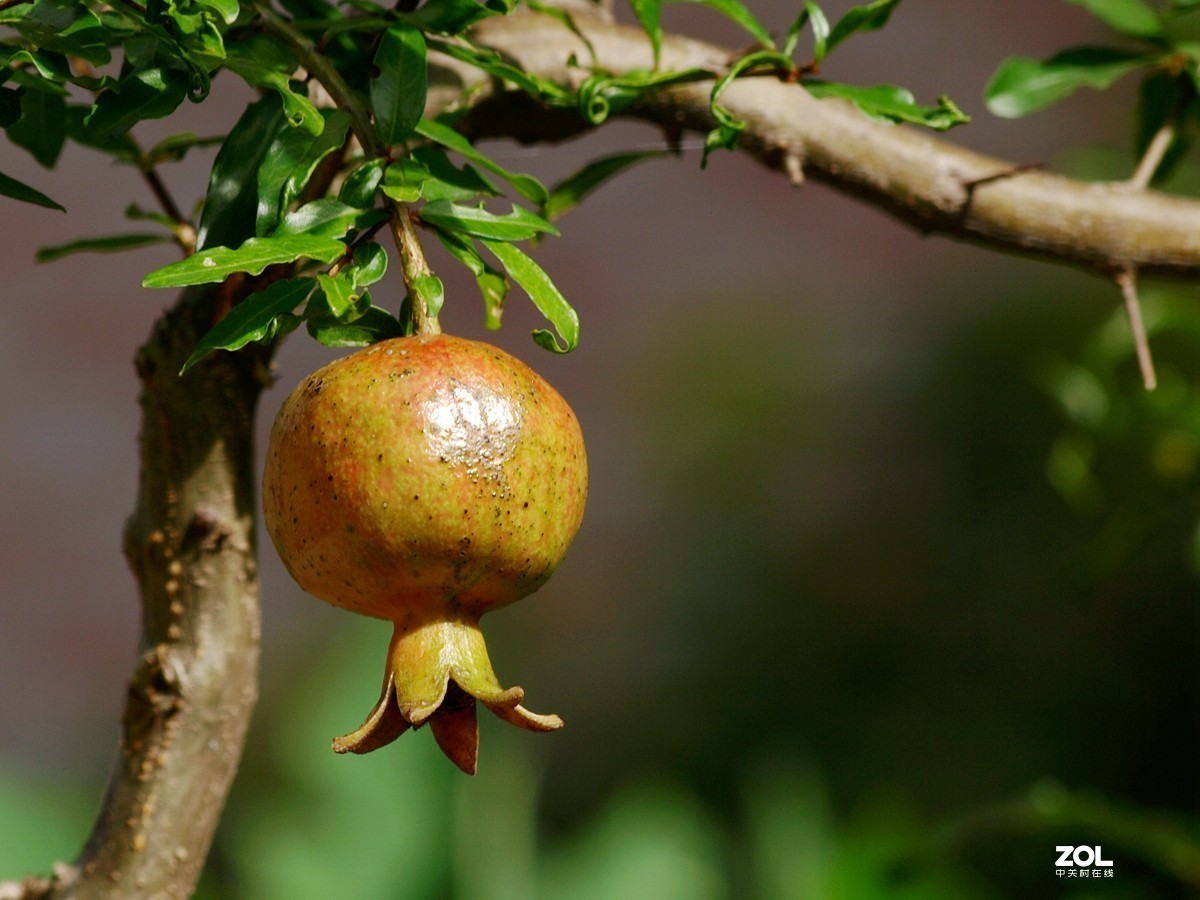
263, 334, 587, 773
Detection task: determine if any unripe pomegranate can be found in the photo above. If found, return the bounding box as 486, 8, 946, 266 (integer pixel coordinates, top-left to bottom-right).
263, 334, 587, 773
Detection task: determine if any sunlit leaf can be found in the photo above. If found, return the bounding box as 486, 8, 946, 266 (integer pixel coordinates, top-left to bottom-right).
143, 234, 346, 287
419, 200, 558, 241
415, 117, 548, 205
986, 46, 1154, 117
627, 0, 662, 65
480, 238, 578, 352
433, 230, 507, 329
272, 199, 387, 239
805, 81, 970, 130
84, 66, 190, 136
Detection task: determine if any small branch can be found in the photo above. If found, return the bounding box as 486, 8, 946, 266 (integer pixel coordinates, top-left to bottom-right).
1116, 268, 1157, 391
137, 160, 197, 256
1129, 122, 1175, 191
391, 205, 441, 334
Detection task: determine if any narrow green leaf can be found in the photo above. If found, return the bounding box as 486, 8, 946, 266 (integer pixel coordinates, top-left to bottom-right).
433, 230, 508, 329
627, 0, 663, 65
180, 277, 314, 373
790, 1, 831, 62
806, 81, 970, 130
423, 37, 574, 111
544, 150, 667, 221
669, 0, 774, 49
84, 66, 190, 136
416, 116, 549, 205
825, 0, 900, 56
371, 24, 426, 146
420, 200, 559, 241
36, 232, 170, 262
197, 95, 287, 251
1066, 0, 1164, 38
272, 199, 387, 239
480, 239, 578, 352
985, 46, 1153, 117
0, 168, 64, 210
143, 234, 346, 288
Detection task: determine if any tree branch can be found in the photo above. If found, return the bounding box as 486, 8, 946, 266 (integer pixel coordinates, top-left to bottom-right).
466, 12, 1200, 279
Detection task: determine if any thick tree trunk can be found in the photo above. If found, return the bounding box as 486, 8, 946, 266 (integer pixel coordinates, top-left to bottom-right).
2, 290, 267, 899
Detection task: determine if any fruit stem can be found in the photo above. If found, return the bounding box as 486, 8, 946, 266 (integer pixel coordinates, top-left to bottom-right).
391, 204, 442, 335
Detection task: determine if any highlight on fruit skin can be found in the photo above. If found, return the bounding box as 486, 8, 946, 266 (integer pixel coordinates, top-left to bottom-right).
262, 333, 587, 773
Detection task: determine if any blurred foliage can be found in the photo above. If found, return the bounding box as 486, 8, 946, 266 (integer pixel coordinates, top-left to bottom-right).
4, 242, 1199, 900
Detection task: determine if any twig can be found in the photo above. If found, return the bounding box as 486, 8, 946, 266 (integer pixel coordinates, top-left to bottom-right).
1129, 122, 1175, 191
1116, 267, 1157, 391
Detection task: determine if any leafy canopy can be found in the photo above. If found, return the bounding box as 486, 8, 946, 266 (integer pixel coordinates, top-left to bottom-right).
1, 0, 967, 369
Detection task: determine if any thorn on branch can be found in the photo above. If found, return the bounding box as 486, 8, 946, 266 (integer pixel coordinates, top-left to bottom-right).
1116, 267, 1157, 391
1128, 122, 1175, 192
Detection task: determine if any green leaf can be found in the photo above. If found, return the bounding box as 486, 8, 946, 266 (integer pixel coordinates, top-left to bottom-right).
419, 200, 559, 241
196, 95, 287, 251
544, 149, 668, 221
627, 0, 663, 65
316, 271, 360, 318
381, 148, 499, 204
36, 232, 170, 262
307, 304, 406, 347
415, 117, 549, 205
224, 36, 323, 134
339, 158, 387, 208
180, 277, 314, 373
273, 199, 387, 239
704, 50, 794, 165
84, 66, 190, 136
0, 168, 63, 210
371, 23, 426, 146
985, 46, 1154, 117
14, 0, 110, 65
6, 86, 66, 167
786, 1, 830, 62
349, 241, 388, 288
825, 0, 901, 57
576, 67, 711, 124
1066, 0, 1164, 39
411, 273, 445, 319
434, 230, 508, 329
480, 238, 578, 352
143, 234, 346, 288
669, 0, 774, 49
256, 108, 351, 236
805, 81, 970, 130
193, 0, 240, 25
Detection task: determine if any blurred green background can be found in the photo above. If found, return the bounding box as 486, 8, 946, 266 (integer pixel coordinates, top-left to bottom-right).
1, 2, 1198, 898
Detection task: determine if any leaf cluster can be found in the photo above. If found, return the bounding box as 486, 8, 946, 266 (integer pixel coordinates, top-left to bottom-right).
1, 0, 968, 368
986, 0, 1200, 185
